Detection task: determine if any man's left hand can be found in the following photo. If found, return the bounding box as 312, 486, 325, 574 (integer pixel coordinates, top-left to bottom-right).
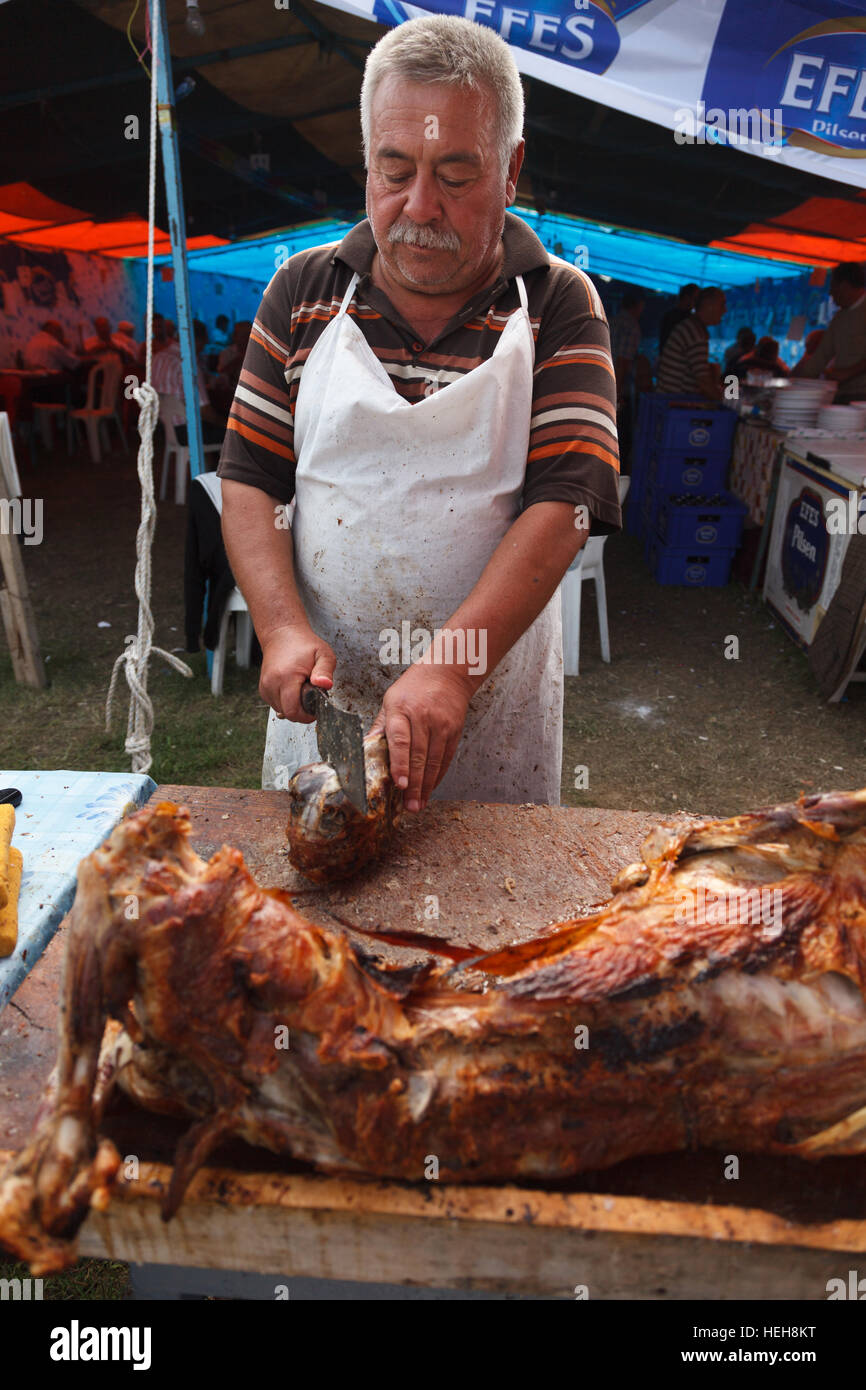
369, 665, 472, 812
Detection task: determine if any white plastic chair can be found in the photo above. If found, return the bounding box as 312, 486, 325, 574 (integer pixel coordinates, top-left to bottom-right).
32, 398, 74, 454
211, 587, 253, 695
70, 356, 126, 463
562, 475, 631, 676
158, 393, 222, 505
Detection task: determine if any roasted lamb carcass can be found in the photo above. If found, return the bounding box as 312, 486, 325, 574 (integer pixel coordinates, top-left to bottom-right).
5, 790, 866, 1274
285, 731, 402, 882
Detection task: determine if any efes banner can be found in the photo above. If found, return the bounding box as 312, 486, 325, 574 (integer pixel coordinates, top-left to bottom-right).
316, 0, 866, 188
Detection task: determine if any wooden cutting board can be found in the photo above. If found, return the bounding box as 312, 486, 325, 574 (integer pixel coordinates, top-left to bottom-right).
2, 787, 866, 1298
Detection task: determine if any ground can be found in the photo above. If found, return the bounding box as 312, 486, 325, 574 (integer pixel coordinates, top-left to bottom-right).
1, 436, 865, 1298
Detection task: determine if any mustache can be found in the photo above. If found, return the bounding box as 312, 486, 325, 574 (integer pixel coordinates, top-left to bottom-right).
387, 220, 460, 251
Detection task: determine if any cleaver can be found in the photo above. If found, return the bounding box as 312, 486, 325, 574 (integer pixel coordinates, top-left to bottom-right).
300, 682, 368, 815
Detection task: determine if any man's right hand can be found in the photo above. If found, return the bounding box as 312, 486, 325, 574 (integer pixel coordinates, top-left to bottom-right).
259, 623, 336, 722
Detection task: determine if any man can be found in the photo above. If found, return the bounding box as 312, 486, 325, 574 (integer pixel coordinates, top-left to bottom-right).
212, 313, 231, 347
151, 318, 226, 443
658, 283, 699, 353
723, 326, 755, 375
610, 288, 645, 399
83, 317, 116, 355
24, 320, 81, 371
737, 336, 789, 378
218, 15, 621, 811
792, 263, 866, 402
657, 287, 727, 401
609, 287, 645, 469
111, 320, 140, 365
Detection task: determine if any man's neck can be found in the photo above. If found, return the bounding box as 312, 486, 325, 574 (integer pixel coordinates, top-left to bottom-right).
369, 242, 505, 342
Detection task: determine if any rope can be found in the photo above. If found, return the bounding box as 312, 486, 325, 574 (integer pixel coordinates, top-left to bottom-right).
106, 0, 193, 774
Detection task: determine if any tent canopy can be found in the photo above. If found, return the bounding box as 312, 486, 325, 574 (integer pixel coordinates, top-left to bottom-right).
1, 0, 865, 269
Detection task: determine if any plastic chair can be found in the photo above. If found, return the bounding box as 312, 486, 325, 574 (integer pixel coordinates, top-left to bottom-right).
211, 587, 253, 695
562, 476, 631, 676
70, 357, 126, 463
158, 393, 222, 505
32, 393, 74, 454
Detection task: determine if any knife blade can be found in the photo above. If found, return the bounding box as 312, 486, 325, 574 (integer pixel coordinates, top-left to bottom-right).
300, 683, 368, 815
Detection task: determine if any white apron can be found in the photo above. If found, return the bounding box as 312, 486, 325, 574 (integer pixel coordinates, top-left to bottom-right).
262, 271, 563, 804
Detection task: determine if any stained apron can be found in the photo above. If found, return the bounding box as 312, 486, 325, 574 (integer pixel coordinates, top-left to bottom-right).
262, 271, 563, 803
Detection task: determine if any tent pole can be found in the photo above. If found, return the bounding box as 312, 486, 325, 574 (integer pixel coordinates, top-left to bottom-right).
151, 0, 203, 481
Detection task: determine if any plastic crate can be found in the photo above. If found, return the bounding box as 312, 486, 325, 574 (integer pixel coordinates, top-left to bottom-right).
656, 492, 746, 550
647, 450, 729, 495
647, 535, 736, 586
653, 402, 737, 454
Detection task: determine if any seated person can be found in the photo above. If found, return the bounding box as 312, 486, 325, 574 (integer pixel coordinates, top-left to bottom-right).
800, 328, 825, 367
737, 336, 789, 378
24, 320, 81, 371
151, 318, 226, 445
111, 320, 140, 366
723, 326, 755, 375
83, 317, 119, 356
657, 287, 727, 402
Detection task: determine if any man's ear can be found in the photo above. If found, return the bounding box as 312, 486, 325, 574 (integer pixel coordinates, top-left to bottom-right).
506, 139, 525, 206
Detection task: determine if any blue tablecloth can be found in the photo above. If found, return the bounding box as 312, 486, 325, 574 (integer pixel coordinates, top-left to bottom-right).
0, 770, 156, 1015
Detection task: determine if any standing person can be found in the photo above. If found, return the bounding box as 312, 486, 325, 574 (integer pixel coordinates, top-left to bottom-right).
657, 287, 727, 401
151, 318, 227, 443
212, 313, 231, 347
658, 283, 699, 352
609, 287, 645, 469
791, 263, 866, 402
218, 14, 621, 809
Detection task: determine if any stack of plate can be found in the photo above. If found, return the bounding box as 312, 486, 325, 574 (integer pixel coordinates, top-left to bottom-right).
816, 404, 866, 433
770, 379, 837, 429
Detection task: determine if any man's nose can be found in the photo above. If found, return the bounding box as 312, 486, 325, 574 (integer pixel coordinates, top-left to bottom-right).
401, 167, 443, 224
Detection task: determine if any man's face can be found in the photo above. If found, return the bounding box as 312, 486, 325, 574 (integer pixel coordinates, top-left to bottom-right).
704, 294, 726, 326
365, 76, 522, 298
831, 276, 859, 309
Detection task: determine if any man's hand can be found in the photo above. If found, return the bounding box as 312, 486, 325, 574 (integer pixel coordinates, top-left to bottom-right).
369, 665, 472, 812
259, 622, 336, 723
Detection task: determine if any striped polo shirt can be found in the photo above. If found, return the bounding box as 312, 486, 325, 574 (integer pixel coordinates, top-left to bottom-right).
657, 314, 710, 395
218, 212, 621, 533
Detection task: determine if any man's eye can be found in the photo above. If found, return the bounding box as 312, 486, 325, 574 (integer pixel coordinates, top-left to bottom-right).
442, 179, 468, 190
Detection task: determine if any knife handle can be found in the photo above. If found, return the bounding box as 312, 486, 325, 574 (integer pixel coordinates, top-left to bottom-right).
300, 681, 327, 718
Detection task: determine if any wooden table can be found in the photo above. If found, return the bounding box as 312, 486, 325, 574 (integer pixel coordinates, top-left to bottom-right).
3, 786, 866, 1298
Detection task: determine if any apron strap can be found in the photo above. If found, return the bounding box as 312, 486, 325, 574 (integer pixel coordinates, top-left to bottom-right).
339, 272, 361, 316
515, 274, 529, 314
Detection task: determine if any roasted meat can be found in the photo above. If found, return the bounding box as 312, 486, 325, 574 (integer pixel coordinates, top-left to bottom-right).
285, 731, 402, 882
4, 789, 866, 1273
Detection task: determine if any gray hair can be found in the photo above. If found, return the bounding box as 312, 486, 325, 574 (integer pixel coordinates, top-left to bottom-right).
360, 15, 525, 178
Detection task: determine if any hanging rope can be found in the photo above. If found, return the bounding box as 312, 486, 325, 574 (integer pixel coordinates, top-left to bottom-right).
106, 0, 192, 774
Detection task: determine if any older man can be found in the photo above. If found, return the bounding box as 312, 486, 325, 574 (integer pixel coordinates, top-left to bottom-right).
218, 15, 621, 810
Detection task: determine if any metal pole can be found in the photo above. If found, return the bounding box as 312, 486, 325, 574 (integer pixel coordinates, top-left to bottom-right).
150, 0, 204, 480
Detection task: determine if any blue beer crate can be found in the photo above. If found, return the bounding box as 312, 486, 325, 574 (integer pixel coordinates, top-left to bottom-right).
647, 449, 729, 496
656, 492, 747, 551
653, 401, 737, 454
647, 534, 736, 587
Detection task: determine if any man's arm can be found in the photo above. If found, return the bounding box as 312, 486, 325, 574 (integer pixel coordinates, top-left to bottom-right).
792, 323, 835, 378
220, 480, 335, 722
371, 501, 587, 809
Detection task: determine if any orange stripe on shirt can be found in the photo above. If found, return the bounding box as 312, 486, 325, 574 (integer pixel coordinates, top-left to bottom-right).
226, 417, 295, 460
528, 438, 620, 472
